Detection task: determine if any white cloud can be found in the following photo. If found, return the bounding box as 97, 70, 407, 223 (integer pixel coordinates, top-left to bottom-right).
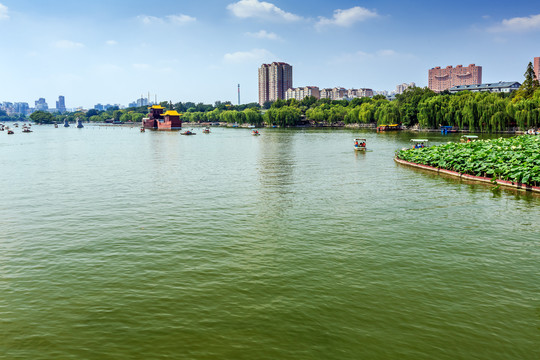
138, 15, 159, 24
54, 40, 84, 49
376, 49, 397, 57
227, 0, 301, 22
95, 64, 124, 73
106, 40, 118, 46
316, 6, 378, 29
224, 48, 275, 63
0, 3, 8, 20
166, 14, 196, 25
490, 13, 540, 32
245, 30, 280, 40
334, 49, 413, 63
133, 63, 151, 70
138, 13, 196, 25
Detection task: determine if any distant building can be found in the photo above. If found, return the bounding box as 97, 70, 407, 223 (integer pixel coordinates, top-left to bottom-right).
374, 90, 389, 97
14, 102, 30, 115
448, 81, 520, 94
258, 62, 293, 105
395, 82, 415, 94
94, 103, 105, 111
136, 97, 149, 107
285, 86, 320, 101
56, 96, 66, 113
35, 98, 48, 111
428, 64, 482, 92
534, 57, 540, 81
319, 87, 346, 100
319, 87, 345, 100
347, 88, 374, 98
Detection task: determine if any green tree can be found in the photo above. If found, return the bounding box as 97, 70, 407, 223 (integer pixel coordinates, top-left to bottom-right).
29, 110, 55, 124
514, 62, 540, 102
112, 110, 123, 121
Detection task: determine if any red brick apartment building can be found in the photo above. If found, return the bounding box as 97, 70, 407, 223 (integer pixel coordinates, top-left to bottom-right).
428, 64, 482, 92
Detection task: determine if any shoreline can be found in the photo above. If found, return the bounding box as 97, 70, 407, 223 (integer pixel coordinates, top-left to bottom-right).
394, 157, 540, 194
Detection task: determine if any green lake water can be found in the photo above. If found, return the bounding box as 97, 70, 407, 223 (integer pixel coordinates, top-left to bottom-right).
1, 125, 539, 359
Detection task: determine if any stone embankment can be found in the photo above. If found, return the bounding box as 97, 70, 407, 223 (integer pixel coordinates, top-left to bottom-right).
394, 158, 540, 193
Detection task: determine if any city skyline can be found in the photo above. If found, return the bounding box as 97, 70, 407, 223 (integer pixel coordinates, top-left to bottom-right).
1, 0, 540, 108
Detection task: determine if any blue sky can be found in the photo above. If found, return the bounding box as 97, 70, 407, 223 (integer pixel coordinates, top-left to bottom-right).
1, 0, 539, 109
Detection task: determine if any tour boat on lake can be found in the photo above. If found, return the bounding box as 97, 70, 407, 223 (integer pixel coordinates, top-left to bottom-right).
142, 105, 182, 130
181, 130, 195, 135
354, 138, 366, 151
377, 124, 401, 132
251, 129, 260, 136
410, 139, 428, 149
461, 135, 478, 143
203, 127, 210, 134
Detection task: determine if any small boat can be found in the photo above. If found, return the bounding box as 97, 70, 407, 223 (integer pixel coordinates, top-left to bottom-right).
54, 123, 58, 128
76, 119, 84, 128
251, 130, 260, 136
353, 138, 366, 151
181, 130, 196, 135
440, 125, 457, 134
140, 127, 145, 132
461, 135, 478, 143
64, 120, 70, 127
7, 129, 14, 134
377, 124, 401, 132
410, 139, 429, 149
14, 123, 19, 127
202, 127, 210, 134
22, 126, 32, 133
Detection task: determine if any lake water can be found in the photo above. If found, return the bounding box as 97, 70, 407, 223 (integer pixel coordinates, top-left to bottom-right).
1, 125, 539, 359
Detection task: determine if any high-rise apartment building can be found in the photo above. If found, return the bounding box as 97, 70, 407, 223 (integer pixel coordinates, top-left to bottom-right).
395, 82, 415, 94
56, 95, 66, 113
35, 98, 48, 111
534, 57, 540, 81
258, 62, 293, 105
428, 64, 482, 92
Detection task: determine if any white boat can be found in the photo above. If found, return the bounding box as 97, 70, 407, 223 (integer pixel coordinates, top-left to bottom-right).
410, 139, 429, 149
354, 138, 366, 151
461, 135, 478, 143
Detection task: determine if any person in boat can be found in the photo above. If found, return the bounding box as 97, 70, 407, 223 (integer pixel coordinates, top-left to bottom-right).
361, 142, 365, 147
355, 141, 359, 146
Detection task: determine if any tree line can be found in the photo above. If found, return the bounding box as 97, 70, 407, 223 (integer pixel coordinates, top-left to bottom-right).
26, 62, 540, 131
